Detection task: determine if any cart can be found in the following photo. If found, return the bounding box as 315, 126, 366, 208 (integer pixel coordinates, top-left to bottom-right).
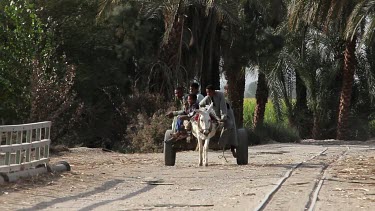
163, 120, 249, 166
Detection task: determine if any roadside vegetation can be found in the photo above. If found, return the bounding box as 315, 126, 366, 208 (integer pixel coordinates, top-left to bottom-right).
1, 0, 374, 153
244, 98, 300, 144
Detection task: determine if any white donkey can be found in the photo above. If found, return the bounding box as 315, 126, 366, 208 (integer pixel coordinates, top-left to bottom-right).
191, 104, 219, 166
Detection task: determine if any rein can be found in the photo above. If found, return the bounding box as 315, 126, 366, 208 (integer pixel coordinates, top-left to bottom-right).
193, 110, 230, 163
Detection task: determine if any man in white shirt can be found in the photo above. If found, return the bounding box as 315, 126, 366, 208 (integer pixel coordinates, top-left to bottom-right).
199, 85, 228, 121
199, 85, 238, 157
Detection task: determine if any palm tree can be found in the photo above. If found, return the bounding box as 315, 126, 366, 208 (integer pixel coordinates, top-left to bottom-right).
288, 0, 375, 140
187, 1, 240, 93
97, 0, 239, 97
277, 24, 312, 137
253, 72, 269, 129
221, 0, 253, 127
337, 0, 375, 139
242, 0, 285, 129
221, 0, 285, 128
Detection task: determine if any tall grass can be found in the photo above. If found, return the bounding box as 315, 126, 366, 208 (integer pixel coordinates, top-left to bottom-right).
243, 98, 289, 128
243, 98, 300, 144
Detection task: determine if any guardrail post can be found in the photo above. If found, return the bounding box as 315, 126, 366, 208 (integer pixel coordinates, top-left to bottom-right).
15, 131, 21, 164
5, 132, 10, 165
26, 129, 31, 163
44, 126, 50, 158
35, 128, 41, 160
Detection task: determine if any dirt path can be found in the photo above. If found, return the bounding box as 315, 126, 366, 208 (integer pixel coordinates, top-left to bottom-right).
1, 140, 375, 210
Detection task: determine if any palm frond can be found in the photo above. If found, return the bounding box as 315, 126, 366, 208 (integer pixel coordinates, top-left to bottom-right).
266, 64, 285, 123
140, 0, 187, 45
140, 1, 164, 20
366, 43, 375, 101
345, 0, 375, 42
97, 0, 122, 21
324, 0, 346, 30
363, 14, 375, 44
288, 0, 301, 30
212, 0, 240, 25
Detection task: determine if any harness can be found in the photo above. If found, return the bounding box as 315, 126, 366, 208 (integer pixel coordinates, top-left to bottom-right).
194, 113, 217, 134
198, 117, 212, 134
192, 112, 230, 163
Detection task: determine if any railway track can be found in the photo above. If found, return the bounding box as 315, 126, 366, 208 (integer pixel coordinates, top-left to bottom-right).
254, 146, 350, 211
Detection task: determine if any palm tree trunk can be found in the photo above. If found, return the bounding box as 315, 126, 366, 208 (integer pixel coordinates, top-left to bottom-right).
253, 72, 268, 129
199, 10, 222, 92
336, 37, 357, 140
211, 25, 221, 91
293, 72, 312, 138
295, 72, 308, 111
226, 65, 245, 128
312, 115, 322, 139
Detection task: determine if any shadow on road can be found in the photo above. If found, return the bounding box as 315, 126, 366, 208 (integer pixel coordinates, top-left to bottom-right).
18, 179, 127, 211
78, 184, 155, 211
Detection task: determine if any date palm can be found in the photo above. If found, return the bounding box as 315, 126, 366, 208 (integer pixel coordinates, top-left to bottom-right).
235, 0, 285, 129
289, 0, 375, 140
97, 0, 239, 98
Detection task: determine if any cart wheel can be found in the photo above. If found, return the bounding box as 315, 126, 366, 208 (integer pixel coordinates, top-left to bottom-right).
236, 128, 248, 165
164, 130, 176, 166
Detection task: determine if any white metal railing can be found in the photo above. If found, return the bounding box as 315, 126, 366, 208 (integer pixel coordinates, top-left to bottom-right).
0, 121, 51, 173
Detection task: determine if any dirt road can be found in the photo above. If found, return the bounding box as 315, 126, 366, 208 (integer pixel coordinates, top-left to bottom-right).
1, 140, 375, 210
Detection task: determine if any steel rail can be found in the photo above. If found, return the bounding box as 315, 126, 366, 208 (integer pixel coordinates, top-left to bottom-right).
254, 147, 329, 211
305, 146, 350, 211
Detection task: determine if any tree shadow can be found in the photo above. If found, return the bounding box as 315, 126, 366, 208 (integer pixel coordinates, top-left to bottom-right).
18, 179, 155, 211
78, 184, 156, 211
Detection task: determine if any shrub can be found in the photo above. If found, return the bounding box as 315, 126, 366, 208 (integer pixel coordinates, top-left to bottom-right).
121, 92, 174, 153
30, 62, 83, 147
125, 111, 171, 153
243, 98, 289, 128
369, 119, 375, 138
248, 123, 300, 145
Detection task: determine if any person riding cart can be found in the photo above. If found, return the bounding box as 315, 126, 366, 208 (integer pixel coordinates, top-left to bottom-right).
199, 85, 238, 157
166, 94, 199, 141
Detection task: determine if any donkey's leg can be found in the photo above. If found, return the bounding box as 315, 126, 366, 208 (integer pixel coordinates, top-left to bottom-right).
203, 138, 210, 166
198, 138, 203, 166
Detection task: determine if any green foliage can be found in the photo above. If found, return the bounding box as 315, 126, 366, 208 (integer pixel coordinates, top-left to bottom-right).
0, 0, 44, 122
249, 123, 300, 145
110, 2, 164, 90
348, 48, 375, 140
243, 98, 289, 128
244, 97, 300, 144
370, 119, 375, 138
2, 0, 375, 153
243, 98, 256, 127
32, 0, 136, 147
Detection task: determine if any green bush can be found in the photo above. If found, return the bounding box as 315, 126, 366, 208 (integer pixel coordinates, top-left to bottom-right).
370, 119, 375, 138
247, 123, 300, 144
243, 98, 289, 128
243, 98, 300, 144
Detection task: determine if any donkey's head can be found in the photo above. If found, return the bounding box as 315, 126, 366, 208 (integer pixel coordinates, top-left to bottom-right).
196, 103, 215, 136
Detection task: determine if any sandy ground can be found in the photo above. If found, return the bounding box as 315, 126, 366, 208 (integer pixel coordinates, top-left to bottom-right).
0, 140, 375, 211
